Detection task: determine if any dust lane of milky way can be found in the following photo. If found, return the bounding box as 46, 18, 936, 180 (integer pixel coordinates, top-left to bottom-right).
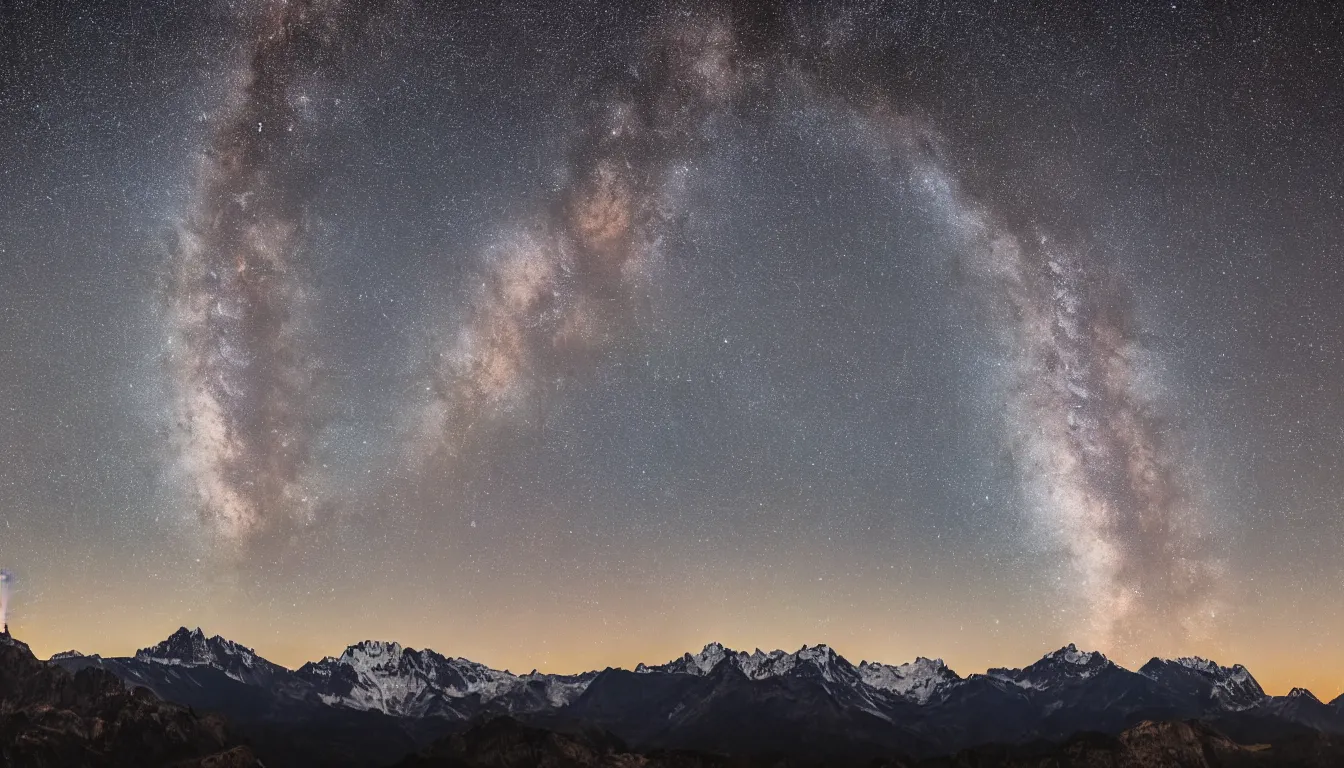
753, 29, 1225, 656
168, 0, 387, 552
411, 10, 740, 464
902, 151, 1223, 655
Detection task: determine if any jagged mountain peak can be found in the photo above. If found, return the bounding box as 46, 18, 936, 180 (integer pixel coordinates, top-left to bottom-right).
635, 641, 867, 687
793, 643, 840, 667
1043, 643, 1106, 665
858, 654, 949, 669
135, 626, 262, 668
1287, 687, 1321, 702
686, 641, 731, 672
339, 639, 409, 662
986, 644, 1116, 691
208, 635, 260, 665
1172, 655, 1244, 673
1137, 654, 1266, 711
136, 626, 212, 664
789, 643, 859, 683
797, 643, 838, 659
171, 626, 207, 642
857, 655, 961, 704
1255, 686, 1341, 733
129, 627, 285, 689
1160, 656, 1256, 687
637, 641, 736, 675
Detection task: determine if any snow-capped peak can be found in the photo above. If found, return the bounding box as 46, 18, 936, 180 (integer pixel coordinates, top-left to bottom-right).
207, 636, 258, 669
798, 643, 836, 660
1172, 657, 1256, 685
637, 642, 741, 676
858, 656, 961, 704
49, 649, 85, 660
636, 642, 865, 686
136, 627, 213, 666
132, 627, 282, 686
1286, 687, 1321, 703
1047, 643, 1098, 665
295, 640, 598, 718
791, 644, 850, 682
987, 644, 1112, 691
1174, 656, 1218, 673
337, 640, 406, 667
687, 642, 729, 674
1138, 655, 1266, 711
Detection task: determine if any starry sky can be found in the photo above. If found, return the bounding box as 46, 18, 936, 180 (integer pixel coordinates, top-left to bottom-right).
2, 0, 1342, 697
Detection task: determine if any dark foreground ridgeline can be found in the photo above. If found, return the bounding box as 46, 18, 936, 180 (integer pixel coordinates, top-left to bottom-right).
393, 716, 1344, 767
0, 630, 258, 767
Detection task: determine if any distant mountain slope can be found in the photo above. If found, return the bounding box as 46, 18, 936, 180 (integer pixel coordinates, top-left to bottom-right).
571, 661, 935, 759
1140, 656, 1268, 711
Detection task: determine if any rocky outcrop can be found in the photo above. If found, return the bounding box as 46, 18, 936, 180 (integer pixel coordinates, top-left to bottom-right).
0, 636, 259, 767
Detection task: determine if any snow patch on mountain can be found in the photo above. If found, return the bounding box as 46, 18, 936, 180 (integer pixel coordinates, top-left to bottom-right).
1287, 687, 1321, 703
858, 656, 961, 704
987, 644, 1114, 691
131, 627, 295, 687
1139, 655, 1266, 711
136, 627, 213, 666
637, 643, 846, 680
1177, 657, 1265, 709
1057, 646, 1098, 665
297, 640, 597, 717
637, 642, 965, 706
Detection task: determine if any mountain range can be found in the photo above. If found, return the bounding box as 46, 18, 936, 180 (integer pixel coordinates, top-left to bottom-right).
41, 627, 1344, 766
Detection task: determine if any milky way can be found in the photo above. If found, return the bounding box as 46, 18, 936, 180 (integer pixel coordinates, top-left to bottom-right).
907, 157, 1223, 653
169, 0, 383, 551
414, 10, 742, 464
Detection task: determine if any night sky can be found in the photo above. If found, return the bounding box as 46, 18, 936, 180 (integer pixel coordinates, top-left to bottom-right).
2, 1, 1342, 697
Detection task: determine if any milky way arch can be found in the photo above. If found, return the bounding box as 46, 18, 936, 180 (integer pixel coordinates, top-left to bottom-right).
170, 3, 1222, 650
410, 5, 1221, 653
